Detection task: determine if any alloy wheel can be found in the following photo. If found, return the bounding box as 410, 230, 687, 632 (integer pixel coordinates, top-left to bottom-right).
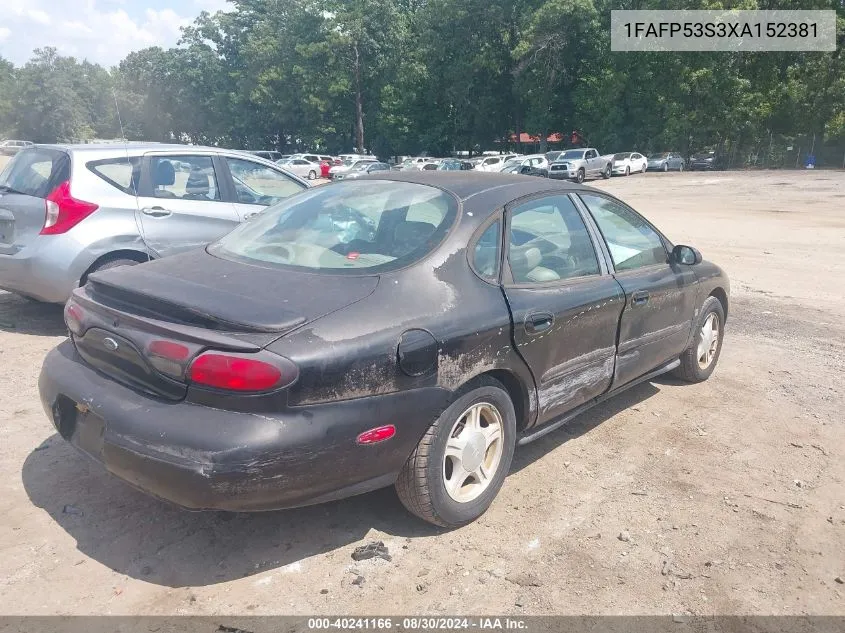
442, 402, 504, 503
697, 312, 720, 369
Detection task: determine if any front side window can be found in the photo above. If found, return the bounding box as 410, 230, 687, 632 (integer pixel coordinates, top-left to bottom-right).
150, 155, 220, 201
579, 194, 667, 271
507, 195, 600, 284
225, 157, 305, 206
211, 180, 457, 274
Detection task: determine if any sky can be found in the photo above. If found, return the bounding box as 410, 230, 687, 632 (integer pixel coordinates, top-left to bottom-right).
0, 0, 230, 67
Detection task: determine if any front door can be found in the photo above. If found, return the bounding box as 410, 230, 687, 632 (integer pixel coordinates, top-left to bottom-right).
577, 192, 698, 386
503, 193, 625, 423
136, 154, 240, 257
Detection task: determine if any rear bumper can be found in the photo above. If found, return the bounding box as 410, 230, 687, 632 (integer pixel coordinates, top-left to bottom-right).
39, 341, 449, 512
0, 238, 85, 303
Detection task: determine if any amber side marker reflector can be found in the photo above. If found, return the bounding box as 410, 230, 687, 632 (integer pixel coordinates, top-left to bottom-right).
356, 425, 397, 445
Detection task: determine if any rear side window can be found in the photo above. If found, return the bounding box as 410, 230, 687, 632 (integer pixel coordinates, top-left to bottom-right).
87, 157, 141, 195
0, 148, 70, 198
472, 221, 501, 281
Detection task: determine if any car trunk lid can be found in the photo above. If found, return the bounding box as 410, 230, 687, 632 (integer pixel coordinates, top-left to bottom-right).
69, 249, 379, 400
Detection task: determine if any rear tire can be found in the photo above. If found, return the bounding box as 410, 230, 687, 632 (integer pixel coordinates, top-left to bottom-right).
625, 166, 630, 176
641, 163, 647, 174
673, 296, 725, 383
602, 164, 611, 179
679, 163, 684, 172
396, 377, 516, 527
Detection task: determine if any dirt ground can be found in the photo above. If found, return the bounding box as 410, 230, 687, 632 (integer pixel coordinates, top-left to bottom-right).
0, 170, 843, 617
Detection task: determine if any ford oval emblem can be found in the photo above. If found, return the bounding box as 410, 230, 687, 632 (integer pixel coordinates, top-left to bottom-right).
103, 337, 119, 352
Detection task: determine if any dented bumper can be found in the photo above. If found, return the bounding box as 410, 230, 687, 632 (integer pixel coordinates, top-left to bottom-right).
38, 340, 448, 512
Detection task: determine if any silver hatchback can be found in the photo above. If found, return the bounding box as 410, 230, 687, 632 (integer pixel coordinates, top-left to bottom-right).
0, 144, 309, 302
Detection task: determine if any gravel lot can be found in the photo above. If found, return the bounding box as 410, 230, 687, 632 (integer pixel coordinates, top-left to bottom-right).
0, 170, 843, 616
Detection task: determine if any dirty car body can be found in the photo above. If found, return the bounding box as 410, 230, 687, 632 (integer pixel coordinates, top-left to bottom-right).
39, 172, 729, 520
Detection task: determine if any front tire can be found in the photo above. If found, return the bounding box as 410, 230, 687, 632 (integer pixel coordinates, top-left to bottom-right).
673, 296, 725, 383
307, 170, 317, 180
396, 377, 516, 527
679, 163, 684, 172
663, 163, 669, 172
575, 168, 585, 184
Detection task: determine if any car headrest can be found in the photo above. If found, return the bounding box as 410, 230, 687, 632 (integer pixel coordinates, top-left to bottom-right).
185, 172, 210, 196
154, 161, 176, 187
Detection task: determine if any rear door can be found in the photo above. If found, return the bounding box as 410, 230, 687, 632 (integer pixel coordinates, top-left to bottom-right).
222, 156, 308, 220
503, 193, 625, 423
577, 192, 697, 386
0, 147, 70, 255
135, 153, 239, 258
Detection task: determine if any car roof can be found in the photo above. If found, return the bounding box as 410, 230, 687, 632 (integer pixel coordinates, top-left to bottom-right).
358, 171, 596, 223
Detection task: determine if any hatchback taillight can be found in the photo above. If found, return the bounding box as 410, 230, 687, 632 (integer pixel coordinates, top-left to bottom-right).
188, 352, 298, 392
41, 181, 99, 235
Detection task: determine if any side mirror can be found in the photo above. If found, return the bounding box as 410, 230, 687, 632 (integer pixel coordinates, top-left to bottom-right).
673, 244, 702, 265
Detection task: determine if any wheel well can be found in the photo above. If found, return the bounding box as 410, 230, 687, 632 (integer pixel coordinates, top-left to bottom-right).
81, 250, 151, 285
480, 369, 530, 431
709, 287, 729, 320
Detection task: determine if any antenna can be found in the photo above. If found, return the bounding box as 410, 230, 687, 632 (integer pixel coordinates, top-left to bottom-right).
113, 88, 152, 262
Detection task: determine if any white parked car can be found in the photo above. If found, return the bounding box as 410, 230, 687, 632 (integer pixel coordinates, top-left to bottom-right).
399, 157, 440, 170
475, 154, 519, 172
499, 154, 548, 173
277, 157, 321, 180
611, 152, 648, 176
329, 157, 378, 179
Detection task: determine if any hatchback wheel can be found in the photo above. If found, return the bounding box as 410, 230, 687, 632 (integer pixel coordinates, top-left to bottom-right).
396, 377, 516, 527
307, 170, 317, 180
673, 296, 725, 383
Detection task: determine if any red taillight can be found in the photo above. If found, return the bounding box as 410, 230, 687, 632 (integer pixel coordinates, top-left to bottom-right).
188, 352, 296, 392
40, 181, 99, 235
147, 340, 193, 378
64, 301, 85, 336
148, 340, 191, 361
356, 425, 396, 445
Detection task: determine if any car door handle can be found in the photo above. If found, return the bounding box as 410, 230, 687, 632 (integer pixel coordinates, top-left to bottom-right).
243, 211, 260, 221
525, 312, 554, 334
632, 291, 650, 306
141, 206, 171, 218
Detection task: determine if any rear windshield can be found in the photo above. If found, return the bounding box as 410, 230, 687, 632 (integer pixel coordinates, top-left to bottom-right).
210, 180, 457, 274
0, 148, 70, 198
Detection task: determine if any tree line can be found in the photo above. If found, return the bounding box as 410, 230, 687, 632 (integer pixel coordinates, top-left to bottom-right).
1, 0, 843, 166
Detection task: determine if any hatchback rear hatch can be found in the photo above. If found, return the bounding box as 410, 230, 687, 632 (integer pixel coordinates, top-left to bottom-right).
0, 147, 71, 255
67, 249, 379, 400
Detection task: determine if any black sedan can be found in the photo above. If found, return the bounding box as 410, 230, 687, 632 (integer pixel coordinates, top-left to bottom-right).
39, 173, 729, 527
